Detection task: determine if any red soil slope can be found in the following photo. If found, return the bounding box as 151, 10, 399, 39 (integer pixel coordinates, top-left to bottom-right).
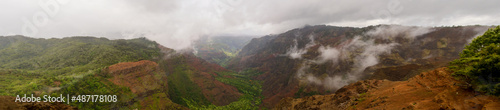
104, 60, 187, 109
276, 67, 500, 110
106, 60, 163, 94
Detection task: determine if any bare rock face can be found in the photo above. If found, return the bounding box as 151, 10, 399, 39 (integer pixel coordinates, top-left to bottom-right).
275, 67, 500, 110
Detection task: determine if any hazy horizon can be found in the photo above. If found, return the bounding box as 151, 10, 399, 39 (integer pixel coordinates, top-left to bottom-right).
1, 0, 499, 49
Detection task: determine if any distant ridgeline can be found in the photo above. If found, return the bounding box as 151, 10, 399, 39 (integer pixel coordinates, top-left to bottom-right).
0, 36, 159, 71
193, 36, 254, 67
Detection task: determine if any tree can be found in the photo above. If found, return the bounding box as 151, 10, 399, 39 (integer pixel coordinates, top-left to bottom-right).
450, 26, 500, 95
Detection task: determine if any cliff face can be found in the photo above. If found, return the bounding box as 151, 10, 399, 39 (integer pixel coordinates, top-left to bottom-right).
228, 25, 493, 107
275, 67, 500, 110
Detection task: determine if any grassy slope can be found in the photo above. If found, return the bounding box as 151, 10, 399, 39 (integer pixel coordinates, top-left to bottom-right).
0, 36, 160, 109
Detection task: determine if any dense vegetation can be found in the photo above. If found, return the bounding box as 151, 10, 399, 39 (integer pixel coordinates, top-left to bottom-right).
160, 55, 212, 107
57, 73, 137, 109
450, 26, 500, 95
185, 69, 264, 110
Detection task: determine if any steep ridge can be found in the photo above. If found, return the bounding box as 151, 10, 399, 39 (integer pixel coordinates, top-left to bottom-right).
275, 67, 500, 110
228, 25, 493, 107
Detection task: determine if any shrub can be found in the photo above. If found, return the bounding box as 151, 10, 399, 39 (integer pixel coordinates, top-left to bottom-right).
450, 26, 500, 95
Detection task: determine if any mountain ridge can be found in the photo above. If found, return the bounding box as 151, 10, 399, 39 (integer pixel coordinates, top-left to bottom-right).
227, 24, 494, 107
0, 24, 498, 109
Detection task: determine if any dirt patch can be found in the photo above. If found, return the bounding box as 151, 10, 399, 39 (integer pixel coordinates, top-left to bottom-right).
53, 81, 61, 87
105, 60, 163, 94
104, 60, 187, 109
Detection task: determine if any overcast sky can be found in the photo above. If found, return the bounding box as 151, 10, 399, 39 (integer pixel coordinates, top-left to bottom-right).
0, 0, 499, 49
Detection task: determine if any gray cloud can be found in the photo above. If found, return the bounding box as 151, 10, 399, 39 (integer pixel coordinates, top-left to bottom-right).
1, 0, 499, 49
282, 34, 316, 59
366, 25, 434, 39
294, 25, 439, 90
314, 46, 340, 64
297, 36, 399, 90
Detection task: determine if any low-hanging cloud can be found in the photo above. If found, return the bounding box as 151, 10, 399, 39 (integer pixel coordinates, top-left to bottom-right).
351, 39, 398, 73
1, 0, 499, 50
366, 25, 435, 39
282, 34, 316, 59
296, 27, 406, 90
314, 46, 341, 64
466, 26, 493, 43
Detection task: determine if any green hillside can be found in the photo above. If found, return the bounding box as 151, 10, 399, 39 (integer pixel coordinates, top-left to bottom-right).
0, 35, 264, 110
0, 36, 160, 96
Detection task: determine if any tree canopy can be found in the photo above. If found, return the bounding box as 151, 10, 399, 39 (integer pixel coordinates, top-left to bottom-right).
450, 26, 500, 95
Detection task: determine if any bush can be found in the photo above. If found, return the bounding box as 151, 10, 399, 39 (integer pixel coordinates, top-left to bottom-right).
450, 26, 500, 95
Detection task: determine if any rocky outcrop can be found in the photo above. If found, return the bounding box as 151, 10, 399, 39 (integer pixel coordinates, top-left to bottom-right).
275, 67, 500, 110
